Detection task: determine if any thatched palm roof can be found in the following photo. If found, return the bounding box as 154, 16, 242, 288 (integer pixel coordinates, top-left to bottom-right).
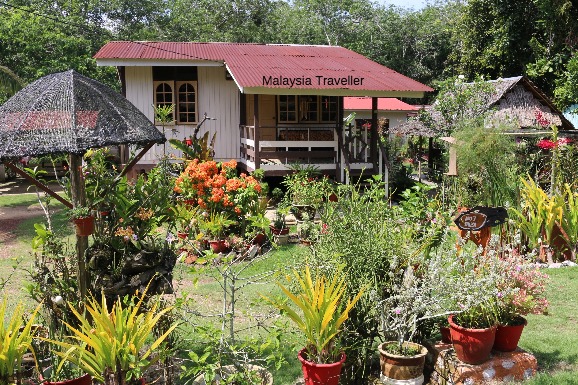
0, 70, 165, 161
389, 119, 436, 137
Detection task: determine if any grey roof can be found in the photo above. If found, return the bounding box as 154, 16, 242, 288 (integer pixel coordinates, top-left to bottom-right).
389, 119, 436, 137
0, 70, 165, 161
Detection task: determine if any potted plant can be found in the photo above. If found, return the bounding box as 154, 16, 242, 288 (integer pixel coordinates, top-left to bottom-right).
270, 206, 290, 236
282, 165, 323, 220
494, 255, 549, 352
200, 212, 236, 253
297, 213, 320, 245
47, 286, 178, 385
246, 213, 270, 246
69, 206, 95, 236
448, 301, 498, 365
263, 266, 364, 385
377, 264, 446, 384
0, 299, 40, 385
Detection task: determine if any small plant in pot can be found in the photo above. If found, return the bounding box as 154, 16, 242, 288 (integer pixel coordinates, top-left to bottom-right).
494, 255, 549, 352
200, 212, 236, 253
297, 213, 321, 245
262, 266, 364, 385
47, 285, 178, 385
270, 206, 290, 236
377, 262, 450, 385
69, 206, 95, 236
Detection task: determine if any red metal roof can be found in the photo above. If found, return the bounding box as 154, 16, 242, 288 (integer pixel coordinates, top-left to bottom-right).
343, 97, 419, 111
95, 42, 433, 95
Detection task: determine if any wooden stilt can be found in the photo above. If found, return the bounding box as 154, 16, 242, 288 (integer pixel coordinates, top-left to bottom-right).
371, 97, 378, 171
118, 142, 156, 179
69, 154, 89, 300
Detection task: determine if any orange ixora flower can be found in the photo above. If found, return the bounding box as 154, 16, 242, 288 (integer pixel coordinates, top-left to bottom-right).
174, 158, 265, 217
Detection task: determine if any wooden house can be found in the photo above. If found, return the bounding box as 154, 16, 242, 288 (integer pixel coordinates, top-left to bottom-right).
94, 42, 432, 180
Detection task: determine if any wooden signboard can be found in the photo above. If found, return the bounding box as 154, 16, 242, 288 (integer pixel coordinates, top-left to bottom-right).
454, 206, 508, 231
456, 212, 487, 231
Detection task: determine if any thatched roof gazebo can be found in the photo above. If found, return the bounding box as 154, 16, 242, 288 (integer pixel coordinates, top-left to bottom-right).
0, 69, 166, 298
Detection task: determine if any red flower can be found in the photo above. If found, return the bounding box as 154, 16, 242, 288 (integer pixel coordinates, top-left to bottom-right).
537, 139, 556, 150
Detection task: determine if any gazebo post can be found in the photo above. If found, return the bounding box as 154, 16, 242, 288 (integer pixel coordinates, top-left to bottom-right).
69, 154, 89, 300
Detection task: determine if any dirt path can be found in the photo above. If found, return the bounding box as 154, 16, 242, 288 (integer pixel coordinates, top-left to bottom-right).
0, 204, 45, 258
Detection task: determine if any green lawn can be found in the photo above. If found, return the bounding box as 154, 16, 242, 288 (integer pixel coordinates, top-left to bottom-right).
517, 267, 578, 384
1, 194, 577, 384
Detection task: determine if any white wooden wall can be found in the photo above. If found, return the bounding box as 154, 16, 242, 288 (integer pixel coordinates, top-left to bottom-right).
124, 66, 240, 164
346, 110, 410, 129
197, 67, 240, 162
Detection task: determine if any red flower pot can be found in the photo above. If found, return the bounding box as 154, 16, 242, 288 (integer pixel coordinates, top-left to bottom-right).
72, 216, 95, 236
448, 315, 496, 365
270, 225, 289, 235
178, 232, 188, 239
298, 349, 346, 385
252, 232, 267, 246
440, 326, 452, 343
209, 239, 229, 253
493, 317, 527, 352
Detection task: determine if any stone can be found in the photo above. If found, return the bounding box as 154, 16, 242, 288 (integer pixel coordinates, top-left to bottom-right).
562, 260, 577, 267
428, 343, 537, 385
548, 263, 562, 269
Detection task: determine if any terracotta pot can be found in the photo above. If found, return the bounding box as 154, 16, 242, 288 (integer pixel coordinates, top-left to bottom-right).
440, 326, 452, 344
177, 232, 188, 239
209, 239, 229, 253
270, 225, 289, 235
41, 373, 92, 385
377, 342, 427, 384
493, 316, 527, 352
298, 348, 345, 385
448, 314, 496, 365
72, 216, 95, 236
252, 232, 267, 246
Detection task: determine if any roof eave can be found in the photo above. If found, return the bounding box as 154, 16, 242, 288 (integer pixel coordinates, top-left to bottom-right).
95, 58, 224, 67
241, 87, 427, 98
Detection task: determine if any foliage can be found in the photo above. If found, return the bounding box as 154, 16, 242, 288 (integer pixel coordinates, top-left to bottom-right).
0, 298, 40, 385
496, 255, 549, 325
510, 177, 563, 250
49, 287, 177, 385
0, 64, 24, 97
263, 266, 364, 364
559, 184, 578, 259
450, 121, 520, 207
296, 213, 321, 243
199, 212, 236, 240
395, 184, 451, 256
429, 76, 495, 136
272, 206, 290, 230
379, 242, 506, 353
68, 206, 92, 219
181, 324, 283, 385
169, 131, 216, 162
82, 148, 120, 211
282, 164, 330, 208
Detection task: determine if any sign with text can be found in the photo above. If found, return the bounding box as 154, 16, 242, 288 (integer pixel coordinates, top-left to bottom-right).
454, 206, 508, 231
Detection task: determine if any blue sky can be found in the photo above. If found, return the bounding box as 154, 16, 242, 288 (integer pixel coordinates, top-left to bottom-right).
376, 0, 428, 10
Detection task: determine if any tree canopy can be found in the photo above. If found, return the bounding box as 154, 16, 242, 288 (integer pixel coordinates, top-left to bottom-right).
0, 0, 576, 108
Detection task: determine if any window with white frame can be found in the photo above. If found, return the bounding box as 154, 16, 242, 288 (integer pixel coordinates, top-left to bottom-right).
153, 67, 198, 125
176, 81, 198, 124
